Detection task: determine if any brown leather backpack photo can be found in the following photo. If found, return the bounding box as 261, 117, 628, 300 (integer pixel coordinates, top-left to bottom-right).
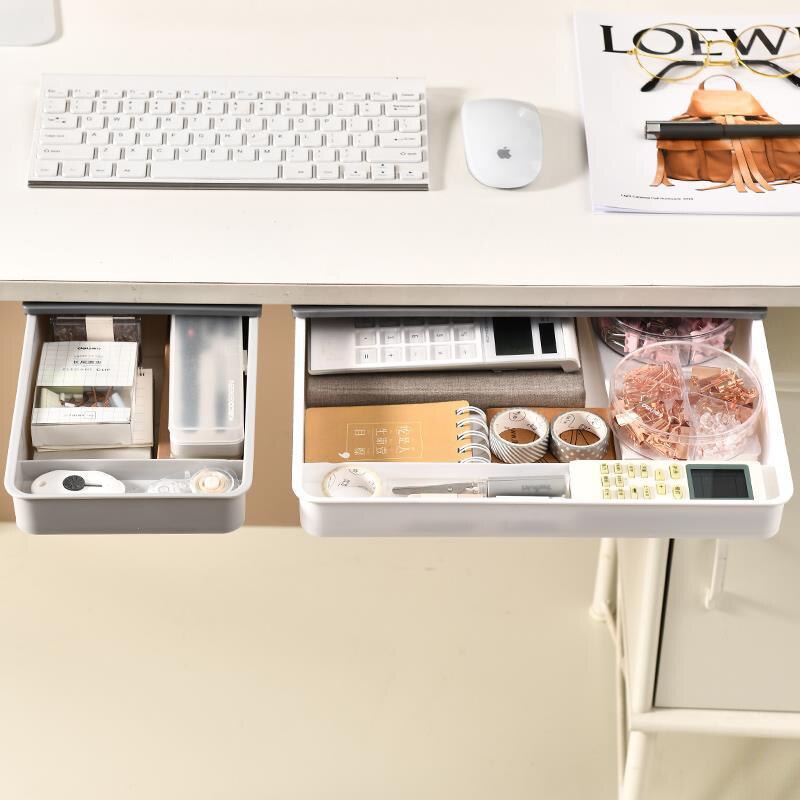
651, 76, 800, 193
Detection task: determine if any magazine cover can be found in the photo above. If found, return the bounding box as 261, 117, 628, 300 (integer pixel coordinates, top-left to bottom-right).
575, 13, 800, 214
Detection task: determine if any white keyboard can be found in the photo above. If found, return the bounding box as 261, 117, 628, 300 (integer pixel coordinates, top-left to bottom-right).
29, 75, 429, 190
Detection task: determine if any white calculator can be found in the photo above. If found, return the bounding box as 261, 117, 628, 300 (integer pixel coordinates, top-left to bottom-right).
307, 316, 581, 375
569, 460, 765, 502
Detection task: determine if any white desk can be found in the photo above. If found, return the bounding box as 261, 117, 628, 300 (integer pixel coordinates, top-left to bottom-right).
0, 0, 798, 307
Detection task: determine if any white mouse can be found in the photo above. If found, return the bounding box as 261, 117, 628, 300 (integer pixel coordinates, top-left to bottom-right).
461, 98, 543, 189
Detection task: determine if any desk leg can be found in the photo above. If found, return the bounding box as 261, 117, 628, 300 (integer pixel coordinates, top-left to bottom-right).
591, 537, 617, 621
620, 730, 649, 800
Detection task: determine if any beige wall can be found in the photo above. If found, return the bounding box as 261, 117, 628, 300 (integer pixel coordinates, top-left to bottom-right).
0, 302, 299, 527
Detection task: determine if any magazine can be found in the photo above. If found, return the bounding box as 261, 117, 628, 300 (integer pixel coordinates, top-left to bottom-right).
574, 13, 800, 214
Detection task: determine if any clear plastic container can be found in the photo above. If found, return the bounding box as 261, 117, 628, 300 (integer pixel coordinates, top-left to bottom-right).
609, 341, 762, 461
168, 316, 244, 458
593, 316, 735, 365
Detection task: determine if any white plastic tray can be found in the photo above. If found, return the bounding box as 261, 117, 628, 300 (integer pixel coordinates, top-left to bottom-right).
292, 315, 792, 538
5, 309, 259, 534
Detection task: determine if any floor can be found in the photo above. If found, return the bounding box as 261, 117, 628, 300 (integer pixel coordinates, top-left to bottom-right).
0, 524, 799, 800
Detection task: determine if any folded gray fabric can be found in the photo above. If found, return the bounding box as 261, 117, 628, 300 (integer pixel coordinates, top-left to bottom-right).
305, 368, 585, 409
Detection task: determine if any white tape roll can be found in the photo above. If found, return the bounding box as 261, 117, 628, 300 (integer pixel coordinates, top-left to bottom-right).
550, 410, 610, 462
489, 408, 550, 464
323, 465, 381, 498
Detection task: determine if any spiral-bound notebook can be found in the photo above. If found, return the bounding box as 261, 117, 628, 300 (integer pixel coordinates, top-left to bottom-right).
304, 401, 489, 463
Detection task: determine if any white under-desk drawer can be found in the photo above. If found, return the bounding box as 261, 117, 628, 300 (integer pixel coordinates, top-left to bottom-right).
292, 308, 792, 538
4, 303, 260, 534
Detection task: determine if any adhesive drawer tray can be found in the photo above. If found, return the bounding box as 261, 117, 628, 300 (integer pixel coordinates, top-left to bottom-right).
292, 308, 792, 538
5, 304, 260, 534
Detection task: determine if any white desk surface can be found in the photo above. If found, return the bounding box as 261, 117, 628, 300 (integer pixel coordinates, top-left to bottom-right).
0, 0, 798, 307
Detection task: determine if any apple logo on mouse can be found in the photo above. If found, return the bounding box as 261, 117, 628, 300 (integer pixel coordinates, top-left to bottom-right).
497, 146, 511, 159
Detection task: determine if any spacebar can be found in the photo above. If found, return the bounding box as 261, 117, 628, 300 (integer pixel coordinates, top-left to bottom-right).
150, 162, 281, 180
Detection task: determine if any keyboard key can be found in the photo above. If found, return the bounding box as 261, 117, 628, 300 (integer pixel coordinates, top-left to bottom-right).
343, 164, 369, 180
257, 147, 282, 162
320, 117, 342, 132
213, 115, 237, 131
373, 117, 395, 132
82, 114, 106, 130
262, 90, 285, 100
85, 130, 111, 145
194, 131, 216, 146
234, 146, 256, 161
317, 90, 339, 100
407, 345, 427, 361
294, 117, 316, 132
34, 160, 59, 177
283, 163, 313, 180
356, 330, 377, 346
177, 146, 202, 161
313, 147, 336, 162
89, 162, 114, 178
108, 115, 133, 130
386, 102, 420, 116
287, 147, 309, 162
236, 90, 259, 100
366, 148, 422, 163
373, 164, 395, 180
267, 116, 291, 132
206, 147, 230, 161
345, 117, 370, 132
40, 130, 83, 144
45, 88, 68, 99
380, 328, 401, 345
381, 133, 422, 147
167, 130, 190, 146
152, 146, 176, 161
404, 327, 425, 344
42, 115, 79, 129
117, 163, 147, 178
123, 98, 147, 114
371, 91, 393, 101
241, 116, 263, 132
398, 91, 420, 101
154, 89, 178, 99
273, 132, 295, 148
383, 347, 402, 363
340, 147, 362, 163
455, 344, 477, 359
290, 90, 313, 100
344, 91, 366, 101
255, 100, 278, 116
454, 325, 476, 341
98, 146, 122, 161
431, 326, 450, 342
432, 344, 451, 360
125, 145, 149, 160
221, 132, 244, 147
140, 131, 164, 146
317, 164, 340, 180
43, 98, 67, 113
282, 100, 304, 115
299, 132, 322, 147
333, 101, 355, 116
356, 348, 377, 365
230, 100, 251, 115
150, 161, 280, 180
327, 132, 348, 147
70, 98, 94, 113
135, 114, 158, 130
176, 99, 198, 115
398, 118, 422, 132
353, 132, 376, 148
188, 115, 211, 131
307, 101, 330, 116
37, 144, 94, 160
201, 99, 225, 115
73, 88, 96, 99
96, 99, 121, 114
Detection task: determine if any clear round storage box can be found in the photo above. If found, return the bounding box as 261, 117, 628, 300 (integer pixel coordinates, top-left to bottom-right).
593, 316, 735, 365
609, 341, 762, 461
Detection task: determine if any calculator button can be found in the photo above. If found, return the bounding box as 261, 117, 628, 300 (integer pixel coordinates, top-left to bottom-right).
601, 475, 611, 487
432, 344, 451, 360
454, 324, 476, 342
455, 343, 477, 360
602, 488, 612, 500
656, 482, 667, 496
615, 475, 624, 488
600, 463, 610, 475
630, 486, 639, 500
614, 464, 623, 474
672, 485, 684, 500
404, 327, 426, 344
642, 485, 652, 499
356, 348, 377, 365
356, 330, 376, 346
407, 345, 427, 362
655, 468, 665, 482
382, 347, 403, 363
627, 464, 636, 478
431, 326, 451, 343
616, 490, 626, 500
640, 465, 649, 479
354, 318, 375, 328
380, 328, 401, 345
669, 464, 682, 480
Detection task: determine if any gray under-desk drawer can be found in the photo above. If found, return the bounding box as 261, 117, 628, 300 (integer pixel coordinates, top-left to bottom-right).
4, 304, 260, 534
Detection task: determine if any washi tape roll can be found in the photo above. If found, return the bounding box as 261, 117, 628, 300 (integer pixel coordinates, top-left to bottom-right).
323, 465, 381, 498
489, 408, 550, 464
549, 410, 610, 462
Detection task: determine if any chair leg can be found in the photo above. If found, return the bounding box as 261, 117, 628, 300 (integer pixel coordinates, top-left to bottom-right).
620, 730, 649, 800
